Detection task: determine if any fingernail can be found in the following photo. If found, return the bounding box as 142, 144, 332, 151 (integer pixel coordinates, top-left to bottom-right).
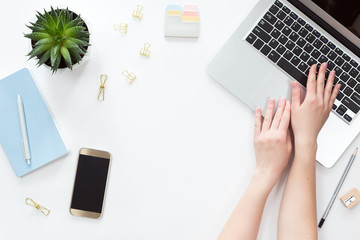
322, 62, 327, 67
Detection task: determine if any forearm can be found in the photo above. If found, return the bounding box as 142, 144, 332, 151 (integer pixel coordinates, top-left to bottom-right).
218, 169, 277, 240
277, 141, 318, 240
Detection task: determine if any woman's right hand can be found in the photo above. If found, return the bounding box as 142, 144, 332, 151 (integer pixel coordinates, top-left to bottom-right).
291, 63, 340, 146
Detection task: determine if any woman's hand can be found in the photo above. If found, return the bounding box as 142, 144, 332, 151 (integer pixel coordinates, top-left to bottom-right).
254, 97, 292, 180
291, 63, 341, 146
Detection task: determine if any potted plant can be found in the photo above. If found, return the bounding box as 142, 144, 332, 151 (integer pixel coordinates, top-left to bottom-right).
24, 7, 90, 73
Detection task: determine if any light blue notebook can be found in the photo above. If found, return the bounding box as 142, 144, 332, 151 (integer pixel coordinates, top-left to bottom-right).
0, 68, 68, 177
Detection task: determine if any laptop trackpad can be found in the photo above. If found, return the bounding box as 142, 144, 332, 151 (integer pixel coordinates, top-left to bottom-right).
250, 71, 292, 114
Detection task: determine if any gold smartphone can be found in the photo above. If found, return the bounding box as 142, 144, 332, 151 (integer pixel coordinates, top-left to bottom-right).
70, 148, 111, 219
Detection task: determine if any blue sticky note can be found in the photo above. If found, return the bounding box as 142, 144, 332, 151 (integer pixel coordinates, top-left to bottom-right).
165, 4, 183, 14
0, 68, 68, 177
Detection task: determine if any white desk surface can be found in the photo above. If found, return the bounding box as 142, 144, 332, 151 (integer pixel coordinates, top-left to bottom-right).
1, 0, 360, 239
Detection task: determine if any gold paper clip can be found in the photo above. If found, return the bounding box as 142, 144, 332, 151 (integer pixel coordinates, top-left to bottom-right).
114, 23, 128, 33
122, 70, 136, 84
25, 198, 50, 216
140, 43, 151, 57
98, 74, 108, 101
132, 5, 144, 20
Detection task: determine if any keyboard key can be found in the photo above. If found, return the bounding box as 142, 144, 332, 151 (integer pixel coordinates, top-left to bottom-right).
291, 22, 301, 32
305, 34, 315, 43
320, 36, 328, 43
253, 26, 271, 43
328, 61, 335, 70
328, 42, 336, 49
284, 50, 294, 60
269, 39, 279, 49
264, 12, 277, 24
313, 39, 323, 49
289, 32, 299, 42
335, 56, 345, 67
334, 76, 340, 84
344, 87, 353, 96
342, 54, 351, 61
336, 91, 344, 100
319, 55, 328, 63
311, 49, 321, 59
284, 16, 294, 26
268, 50, 280, 62
304, 43, 314, 53
328, 51, 337, 60
292, 46, 302, 56
246, 33, 257, 44
334, 66, 343, 76
261, 45, 272, 55
336, 105, 347, 116
300, 52, 310, 62
299, 28, 309, 38
290, 12, 298, 19
279, 35, 288, 44
282, 26, 291, 36
277, 57, 308, 86
312, 30, 321, 38
269, 5, 280, 15
275, 21, 285, 30
343, 63, 352, 72
342, 97, 360, 113
335, 48, 343, 56
275, 0, 283, 8
299, 61, 308, 72
350, 60, 359, 68
259, 19, 273, 33
320, 45, 330, 55
282, 6, 290, 14
254, 39, 264, 50
296, 38, 306, 47
344, 114, 352, 122
291, 56, 301, 66
351, 92, 360, 105
276, 45, 286, 54
339, 81, 346, 90
298, 18, 305, 25
348, 78, 357, 88
350, 68, 359, 78
277, 10, 286, 20
271, 29, 281, 39
355, 84, 360, 93
307, 57, 317, 66
332, 104, 337, 110
285, 40, 295, 50
305, 24, 313, 31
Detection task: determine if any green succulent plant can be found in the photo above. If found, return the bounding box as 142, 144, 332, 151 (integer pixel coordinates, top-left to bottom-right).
24, 7, 90, 73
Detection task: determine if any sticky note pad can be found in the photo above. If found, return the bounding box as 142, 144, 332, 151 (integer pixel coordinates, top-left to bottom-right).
164, 4, 200, 38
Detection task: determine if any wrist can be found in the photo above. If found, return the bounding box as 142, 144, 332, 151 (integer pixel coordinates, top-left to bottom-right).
294, 137, 318, 150
252, 168, 278, 193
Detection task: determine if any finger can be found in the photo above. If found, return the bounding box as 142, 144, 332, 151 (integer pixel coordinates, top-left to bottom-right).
324, 70, 335, 104
316, 62, 327, 97
262, 98, 275, 131
254, 107, 262, 139
271, 97, 286, 130
329, 84, 341, 111
306, 64, 317, 96
291, 81, 301, 107
279, 100, 291, 132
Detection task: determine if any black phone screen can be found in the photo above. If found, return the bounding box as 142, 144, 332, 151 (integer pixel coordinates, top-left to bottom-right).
71, 154, 110, 213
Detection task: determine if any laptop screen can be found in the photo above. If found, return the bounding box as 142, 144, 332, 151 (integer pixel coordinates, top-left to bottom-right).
311, 0, 360, 38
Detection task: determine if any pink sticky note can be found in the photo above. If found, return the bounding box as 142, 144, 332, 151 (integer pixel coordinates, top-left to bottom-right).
183, 11, 199, 17
183, 4, 199, 11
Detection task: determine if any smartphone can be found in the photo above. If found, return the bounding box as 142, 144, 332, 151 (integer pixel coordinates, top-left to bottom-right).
70, 148, 111, 219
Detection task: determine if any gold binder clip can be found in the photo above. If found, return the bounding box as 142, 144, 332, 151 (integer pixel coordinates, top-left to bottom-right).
140, 42, 151, 57
25, 198, 50, 216
122, 70, 136, 84
132, 5, 144, 20
98, 74, 108, 101
114, 23, 128, 33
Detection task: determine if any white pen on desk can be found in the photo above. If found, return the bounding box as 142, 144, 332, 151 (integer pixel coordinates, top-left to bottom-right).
17, 94, 31, 165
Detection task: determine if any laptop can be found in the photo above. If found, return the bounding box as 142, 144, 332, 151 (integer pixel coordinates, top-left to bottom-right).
207, 0, 360, 168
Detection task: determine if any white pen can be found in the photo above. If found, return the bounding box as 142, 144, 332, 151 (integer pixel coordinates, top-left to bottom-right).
17, 94, 31, 165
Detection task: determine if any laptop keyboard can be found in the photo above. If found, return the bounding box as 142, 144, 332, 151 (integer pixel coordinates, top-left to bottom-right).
245, 0, 360, 124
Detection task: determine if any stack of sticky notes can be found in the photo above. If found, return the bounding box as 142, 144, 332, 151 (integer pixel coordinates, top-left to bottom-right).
164, 4, 200, 38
